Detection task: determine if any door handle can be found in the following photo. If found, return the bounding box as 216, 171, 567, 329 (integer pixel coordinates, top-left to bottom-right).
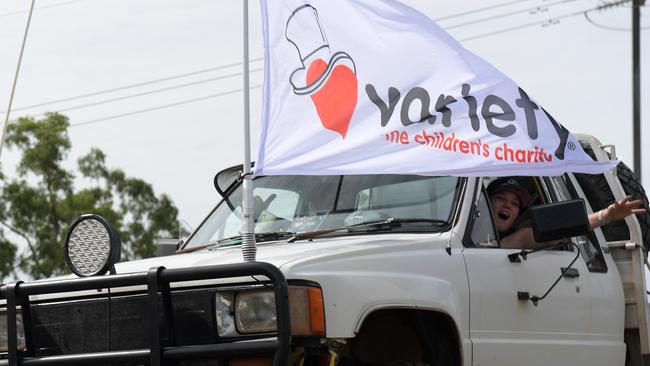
561, 267, 579, 278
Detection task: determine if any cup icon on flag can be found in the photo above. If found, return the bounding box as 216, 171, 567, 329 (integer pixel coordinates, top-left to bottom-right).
285, 5, 358, 138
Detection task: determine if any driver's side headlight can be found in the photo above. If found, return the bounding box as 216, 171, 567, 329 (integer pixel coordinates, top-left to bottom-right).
0, 310, 26, 352
215, 285, 325, 337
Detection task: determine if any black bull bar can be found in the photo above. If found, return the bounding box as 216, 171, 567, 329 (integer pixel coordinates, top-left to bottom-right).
0, 262, 291, 366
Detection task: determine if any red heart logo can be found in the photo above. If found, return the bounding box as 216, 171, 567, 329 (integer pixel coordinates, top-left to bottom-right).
306, 58, 358, 139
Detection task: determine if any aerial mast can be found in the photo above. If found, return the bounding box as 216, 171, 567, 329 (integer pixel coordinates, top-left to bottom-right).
241, 0, 256, 262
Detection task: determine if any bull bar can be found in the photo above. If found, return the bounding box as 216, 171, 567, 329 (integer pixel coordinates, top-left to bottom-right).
0, 261, 291, 366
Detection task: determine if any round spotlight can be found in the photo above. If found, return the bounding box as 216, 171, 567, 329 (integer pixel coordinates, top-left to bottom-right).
64, 214, 121, 277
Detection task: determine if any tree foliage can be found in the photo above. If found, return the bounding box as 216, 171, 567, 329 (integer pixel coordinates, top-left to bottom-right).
0, 113, 179, 280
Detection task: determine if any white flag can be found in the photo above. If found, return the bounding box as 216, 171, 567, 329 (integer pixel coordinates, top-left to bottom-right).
255, 0, 616, 177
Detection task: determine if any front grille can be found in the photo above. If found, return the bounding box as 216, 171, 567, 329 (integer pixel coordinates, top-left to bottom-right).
30, 289, 216, 357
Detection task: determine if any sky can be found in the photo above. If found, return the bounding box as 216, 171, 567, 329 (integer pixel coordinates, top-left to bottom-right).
0, 0, 647, 233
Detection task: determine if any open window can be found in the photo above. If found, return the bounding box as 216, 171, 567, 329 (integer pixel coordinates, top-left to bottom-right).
467, 176, 579, 250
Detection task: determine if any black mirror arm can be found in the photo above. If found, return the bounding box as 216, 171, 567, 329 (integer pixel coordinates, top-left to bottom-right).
518, 242, 581, 306
507, 241, 568, 263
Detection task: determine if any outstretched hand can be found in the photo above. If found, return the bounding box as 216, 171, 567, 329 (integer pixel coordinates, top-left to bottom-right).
604, 195, 646, 222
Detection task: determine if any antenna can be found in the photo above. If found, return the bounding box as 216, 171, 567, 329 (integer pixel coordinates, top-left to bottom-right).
241, 0, 256, 262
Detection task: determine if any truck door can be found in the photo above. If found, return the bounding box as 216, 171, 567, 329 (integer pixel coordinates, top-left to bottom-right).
462, 176, 622, 366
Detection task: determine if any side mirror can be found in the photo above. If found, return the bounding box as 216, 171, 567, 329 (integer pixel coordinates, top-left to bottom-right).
529, 199, 590, 242
64, 214, 121, 277
155, 238, 181, 257
214, 162, 254, 197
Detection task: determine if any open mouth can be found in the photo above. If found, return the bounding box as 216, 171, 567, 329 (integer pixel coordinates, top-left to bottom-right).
498, 211, 511, 220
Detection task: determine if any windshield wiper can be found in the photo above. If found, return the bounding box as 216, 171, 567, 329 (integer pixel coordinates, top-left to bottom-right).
177, 231, 295, 254
287, 217, 448, 243
176, 235, 241, 254
347, 217, 447, 231
253, 231, 296, 242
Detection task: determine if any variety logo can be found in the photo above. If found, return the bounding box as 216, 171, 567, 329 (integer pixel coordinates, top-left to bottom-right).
283, 5, 569, 160
286, 5, 358, 138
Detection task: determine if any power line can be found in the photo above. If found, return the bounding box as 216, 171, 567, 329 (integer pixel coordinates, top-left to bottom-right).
3, 1, 584, 118
39, 68, 263, 115
2, 1, 586, 122
460, 17, 565, 41
67, 3, 625, 127
0, 0, 528, 22
2, 58, 263, 114
434, 0, 535, 21
0, 0, 93, 17
14, 2, 632, 128
446, 0, 584, 30
593, 0, 635, 11
70, 85, 262, 128
584, 9, 649, 30
459, 0, 631, 41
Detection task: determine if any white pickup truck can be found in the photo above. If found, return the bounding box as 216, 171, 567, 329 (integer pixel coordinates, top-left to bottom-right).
1, 134, 649, 366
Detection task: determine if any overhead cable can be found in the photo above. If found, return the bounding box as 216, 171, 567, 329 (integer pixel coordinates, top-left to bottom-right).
446, 0, 583, 30
13, 1, 636, 127
70, 85, 262, 127
434, 0, 535, 21
2, 0, 532, 22
584, 5, 649, 30
460, 0, 631, 41
34, 68, 263, 116
2, 58, 263, 114
0, 0, 92, 17
2, 0, 586, 118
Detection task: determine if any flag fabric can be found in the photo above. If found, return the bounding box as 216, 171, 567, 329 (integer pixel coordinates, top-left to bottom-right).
254, 0, 617, 177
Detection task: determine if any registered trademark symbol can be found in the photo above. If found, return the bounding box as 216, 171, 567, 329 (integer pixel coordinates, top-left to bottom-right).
567, 142, 576, 150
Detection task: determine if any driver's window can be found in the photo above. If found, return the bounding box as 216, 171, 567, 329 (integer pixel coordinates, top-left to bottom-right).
470, 183, 498, 247
473, 176, 573, 250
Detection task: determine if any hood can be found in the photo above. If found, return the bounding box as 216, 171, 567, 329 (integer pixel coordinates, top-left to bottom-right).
18, 232, 446, 302
115, 232, 445, 274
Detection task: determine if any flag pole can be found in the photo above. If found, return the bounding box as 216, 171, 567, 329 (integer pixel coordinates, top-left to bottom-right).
241, 0, 256, 262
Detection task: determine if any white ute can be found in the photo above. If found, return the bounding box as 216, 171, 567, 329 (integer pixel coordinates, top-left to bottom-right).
1, 134, 650, 366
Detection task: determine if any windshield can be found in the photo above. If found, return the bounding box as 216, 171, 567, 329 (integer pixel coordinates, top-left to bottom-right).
184, 175, 460, 248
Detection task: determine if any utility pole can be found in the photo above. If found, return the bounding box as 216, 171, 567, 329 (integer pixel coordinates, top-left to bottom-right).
632, 0, 642, 179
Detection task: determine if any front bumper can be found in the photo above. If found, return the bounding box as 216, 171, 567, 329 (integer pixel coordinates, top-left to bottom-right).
0, 262, 291, 366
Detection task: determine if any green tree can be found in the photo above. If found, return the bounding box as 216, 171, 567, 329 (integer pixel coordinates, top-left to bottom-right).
0, 113, 179, 279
